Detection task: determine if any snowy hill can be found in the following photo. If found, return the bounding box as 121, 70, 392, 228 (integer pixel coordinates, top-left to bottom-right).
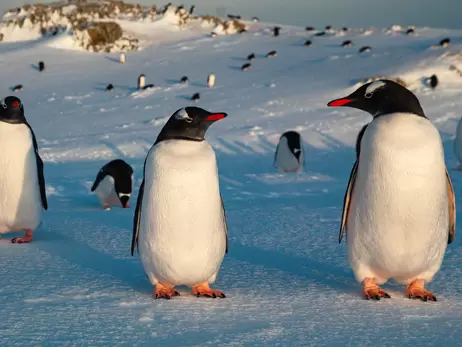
1, 9, 462, 345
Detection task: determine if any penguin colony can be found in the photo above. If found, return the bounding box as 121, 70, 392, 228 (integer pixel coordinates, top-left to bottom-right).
7, 16, 458, 304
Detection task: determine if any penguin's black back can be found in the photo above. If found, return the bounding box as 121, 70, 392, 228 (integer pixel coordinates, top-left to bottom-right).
281, 131, 302, 153
91, 159, 133, 193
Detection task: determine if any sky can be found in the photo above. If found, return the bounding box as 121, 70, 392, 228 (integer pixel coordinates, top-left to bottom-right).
1, 0, 462, 30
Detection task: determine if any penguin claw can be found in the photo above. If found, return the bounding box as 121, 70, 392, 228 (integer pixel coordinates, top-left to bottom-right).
153, 285, 180, 300
192, 284, 226, 299
11, 230, 33, 244
405, 286, 437, 302
362, 278, 391, 300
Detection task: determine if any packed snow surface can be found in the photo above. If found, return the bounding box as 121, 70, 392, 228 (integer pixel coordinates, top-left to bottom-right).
0, 19, 462, 346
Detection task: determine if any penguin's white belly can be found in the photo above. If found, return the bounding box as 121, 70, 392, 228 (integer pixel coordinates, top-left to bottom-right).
0, 124, 42, 234
453, 117, 462, 165
275, 142, 303, 172
95, 176, 119, 206
348, 114, 448, 285
139, 140, 226, 287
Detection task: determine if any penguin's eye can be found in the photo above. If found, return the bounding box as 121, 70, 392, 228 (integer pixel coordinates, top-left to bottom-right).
365, 93, 373, 99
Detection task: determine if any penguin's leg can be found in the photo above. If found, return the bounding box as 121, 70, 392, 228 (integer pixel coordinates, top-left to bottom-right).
405, 279, 437, 302
11, 229, 33, 244
362, 278, 391, 300
103, 203, 111, 210
154, 283, 180, 300
192, 282, 226, 298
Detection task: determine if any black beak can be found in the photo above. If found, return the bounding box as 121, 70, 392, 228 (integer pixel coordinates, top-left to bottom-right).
119, 195, 130, 208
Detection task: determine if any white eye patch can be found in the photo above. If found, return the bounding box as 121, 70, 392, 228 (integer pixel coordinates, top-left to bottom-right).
118, 193, 131, 198
365, 80, 386, 98
174, 108, 193, 123
293, 148, 301, 154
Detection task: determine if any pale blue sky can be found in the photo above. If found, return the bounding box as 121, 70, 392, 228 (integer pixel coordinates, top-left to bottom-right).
2, 0, 461, 29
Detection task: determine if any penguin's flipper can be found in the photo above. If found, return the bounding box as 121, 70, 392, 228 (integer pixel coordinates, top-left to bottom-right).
221, 195, 228, 254
27, 124, 48, 210
273, 143, 280, 167
446, 168, 456, 244
355, 124, 368, 159
340, 160, 358, 243
90, 169, 108, 192
131, 178, 145, 256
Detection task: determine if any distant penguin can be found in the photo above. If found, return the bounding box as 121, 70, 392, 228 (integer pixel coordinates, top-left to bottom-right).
0, 96, 47, 244
314, 31, 326, 37
328, 79, 456, 301
342, 27, 349, 31
241, 63, 252, 71
106, 83, 114, 92
207, 73, 215, 88
12, 84, 23, 92
266, 50, 277, 58
38, 61, 45, 72
191, 92, 200, 101
274, 131, 304, 172
189, 5, 195, 14
427, 75, 438, 89
143, 84, 155, 90
273, 26, 280, 37
210, 32, 217, 38
252, 17, 259, 22
406, 28, 415, 35
325, 25, 332, 30
359, 46, 372, 53
342, 40, 353, 47
304, 40, 312, 46
131, 107, 228, 299
180, 76, 189, 84
305, 26, 315, 31
440, 38, 450, 47
90, 159, 133, 210
454, 117, 462, 171
138, 74, 146, 90
120, 53, 126, 64
238, 28, 247, 34
247, 53, 255, 61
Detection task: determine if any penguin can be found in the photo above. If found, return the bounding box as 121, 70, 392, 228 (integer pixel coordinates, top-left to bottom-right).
327, 79, 456, 301
252, 17, 259, 22
342, 40, 353, 47
0, 96, 47, 244
266, 50, 277, 58
439, 38, 450, 47
207, 73, 215, 88
106, 84, 114, 92
120, 53, 126, 64
138, 74, 146, 90
314, 31, 326, 37
406, 28, 415, 35
180, 76, 189, 84
241, 63, 252, 71
91, 159, 133, 210
273, 26, 280, 37
12, 84, 23, 92
453, 117, 462, 171
305, 26, 315, 31
247, 53, 255, 61
143, 84, 155, 90
427, 74, 438, 89
131, 106, 228, 299
210, 32, 217, 38
189, 5, 195, 14
191, 92, 200, 102
325, 25, 332, 30
274, 131, 304, 172
342, 27, 349, 31
359, 46, 372, 53
304, 40, 312, 46
38, 61, 45, 72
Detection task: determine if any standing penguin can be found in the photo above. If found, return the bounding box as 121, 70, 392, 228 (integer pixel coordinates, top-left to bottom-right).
90, 159, 133, 210
131, 107, 228, 299
0, 96, 47, 243
453, 116, 462, 170
274, 131, 304, 172
207, 73, 215, 88
327, 80, 456, 301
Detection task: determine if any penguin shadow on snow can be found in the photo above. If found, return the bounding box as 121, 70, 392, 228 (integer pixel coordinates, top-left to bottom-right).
104, 55, 122, 63
93, 82, 137, 93
30, 63, 41, 71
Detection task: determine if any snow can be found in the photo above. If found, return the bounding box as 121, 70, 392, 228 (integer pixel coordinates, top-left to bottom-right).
0, 18, 462, 346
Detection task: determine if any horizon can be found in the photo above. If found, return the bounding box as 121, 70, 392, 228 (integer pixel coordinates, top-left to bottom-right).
1, 0, 462, 30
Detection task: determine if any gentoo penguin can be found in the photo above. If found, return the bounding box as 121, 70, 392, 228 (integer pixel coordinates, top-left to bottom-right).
305, 26, 315, 31
327, 79, 456, 301
38, 61, 45, 72
12, 84, 23, 92
273, 26, 280, 37
90, 159, 133, 210
138, 74, 146, 90
342, 40, 353, 47
304, 40, 312, 46
266, 50, 277, 58
359, 46, 372, 53
274, 131, 304, 172
207, 73, 215, 88
440, 38, 450, 47
241, 63, 252, 71
106, 83, 114, 92
247, 53, 255, 61
427, 74, 438, 89
453, 117, 462, 171
131, 107, 228, 299
189, 5, 195, 14
120, 53, 126, 64
406, 28, 415, 35
0, 96, 47, 243
191, 92, 200, 102
180, 76, 189, 84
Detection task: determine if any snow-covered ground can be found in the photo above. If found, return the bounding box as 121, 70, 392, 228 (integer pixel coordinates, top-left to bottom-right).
1, 19, 462, 346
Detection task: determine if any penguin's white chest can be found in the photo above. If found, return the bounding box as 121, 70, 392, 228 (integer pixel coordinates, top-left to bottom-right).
348, 113, 449, 285
0, 123, 42, 234
94, 176, 119, 206
139, 140, 226, 287
275, 137, 303, 172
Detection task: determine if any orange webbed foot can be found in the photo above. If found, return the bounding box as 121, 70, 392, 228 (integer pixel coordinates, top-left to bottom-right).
153, 283, 180, 300
362, 278, 391, 300
405, 279, 437, 302
11, 229, 33, 244
192, 282, 226, 298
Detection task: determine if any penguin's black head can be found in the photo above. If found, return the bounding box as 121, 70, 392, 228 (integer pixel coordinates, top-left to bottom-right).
0, 96, 26, 124
281, 131, 302, 160
327, 79, 425, 118
155, 107, 227, 144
